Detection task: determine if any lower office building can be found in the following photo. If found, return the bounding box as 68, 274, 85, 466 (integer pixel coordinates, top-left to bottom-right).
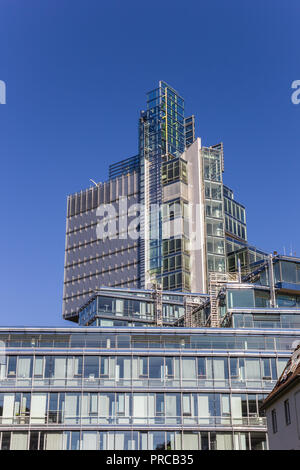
2, 255, 300, 450
0, 326, 297, 450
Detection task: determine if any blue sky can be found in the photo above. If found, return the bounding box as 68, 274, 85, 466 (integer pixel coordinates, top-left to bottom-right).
0, 0, 299, 326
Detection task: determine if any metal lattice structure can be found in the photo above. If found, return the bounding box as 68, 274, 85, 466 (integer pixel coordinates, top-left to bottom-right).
148, 282, 163, 327
208, 272, 239, 327
183, 296, 205, 328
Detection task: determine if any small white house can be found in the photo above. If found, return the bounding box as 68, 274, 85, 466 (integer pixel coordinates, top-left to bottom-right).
262, 345, 300, 450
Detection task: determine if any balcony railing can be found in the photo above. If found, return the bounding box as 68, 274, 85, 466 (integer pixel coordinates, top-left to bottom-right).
0, 377, 277, 390
0, 414, 266, 428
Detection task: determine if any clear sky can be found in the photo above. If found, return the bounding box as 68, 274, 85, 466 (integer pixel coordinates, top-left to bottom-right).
0, 0, 299, 326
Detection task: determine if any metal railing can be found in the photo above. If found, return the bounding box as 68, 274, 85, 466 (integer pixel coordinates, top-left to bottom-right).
0, 377, 276, 392
0, 377, 276, 390
0, 414, 266, 428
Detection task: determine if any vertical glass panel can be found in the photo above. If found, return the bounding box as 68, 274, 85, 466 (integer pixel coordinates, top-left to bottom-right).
11, 433, 28, 450
167, 394, 180, 426
81, 432, 98, 450
197, 358, 206, 377
2, 394, 14, 424
48, 393, 58, 423
230, 358, 238, 378
7, 357, 17, 376
65, 394, 80, 424
45, 433, 64, 450
151, 432, 165, 450
54, 358, 66, 378
149, 357, 164, 379
182, 432, 199, 450
115, 432, 127, 450
84, 356, 99, 379
29, 431, 39, 450
1, 432, 11, 450
99, 394, 113, 423
69, 431, 80, 450
126, 432, 138, 451
155, 393, 164, 417
198, 395, 210, 424
133, 394, 147, 424
221, 395, 230, 416
139, 432, 148, 450
227, 289, 254, 308
182, 358, 196, 379
245, 359, 260, 380
216, 433, 233, 450
182, 394, 191, 416
281, 262, 297, 284
213, 358, 228, 384
261, 359, 271, 379
200, 433, 209, 450
166, 431, 181, 450
233, 432, 249, 450
30, 394, 47, 424
231, 395, 242, 424
277, 358, 288, 377
100, 357, 109, 377
17, 357, 32, 378
250, 432, 267, 450
34, 357, 44, 377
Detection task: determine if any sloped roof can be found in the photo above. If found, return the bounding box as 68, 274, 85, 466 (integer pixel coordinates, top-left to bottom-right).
262, 344, 300, 410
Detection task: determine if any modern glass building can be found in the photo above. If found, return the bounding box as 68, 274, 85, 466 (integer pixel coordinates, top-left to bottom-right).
5, 81, 296, 451
62, 81, 248, 320
0, 326, 296, 450
2, 257, 300, 450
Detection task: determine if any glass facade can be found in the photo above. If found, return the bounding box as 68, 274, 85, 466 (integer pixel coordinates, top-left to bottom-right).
139, 81, 186, 283
162, 158, 188, 186
0, 430, 268, 450
203, 146, 226, 274
78, 295, 183, 327
223, 186, 247, 243
184, 115, 195, 149
220, 259, 300, 329
161, 156, 191, 291
227, 245, 267, 273
77, 288, 204, 327
54, 80, 300, 453
109, 155, 140, 180
138, 82, 198, 292
0, 327, 296, 450
64, 82, 250, 305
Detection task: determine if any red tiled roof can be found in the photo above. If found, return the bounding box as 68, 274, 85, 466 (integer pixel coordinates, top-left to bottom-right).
261, 344, 300, 410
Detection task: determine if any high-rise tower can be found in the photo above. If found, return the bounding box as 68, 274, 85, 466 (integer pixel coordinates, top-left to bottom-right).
138, 81, 186, 287
62, 81, 248, 321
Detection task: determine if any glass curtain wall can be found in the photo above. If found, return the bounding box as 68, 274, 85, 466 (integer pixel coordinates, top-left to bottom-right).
139, 81, 185, 286
203, 147, 226, 274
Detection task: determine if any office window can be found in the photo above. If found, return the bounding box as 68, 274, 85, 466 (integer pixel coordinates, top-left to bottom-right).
271, 409, 277, 433
7, 357, 17, 377
84, 357, 99, 379
182, 395, 192, 416
284, 399, 291, 425
10, 433, 28, 450
1, 432, 11, 450
182, 358, 196, 380
34, 357, 44, 377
